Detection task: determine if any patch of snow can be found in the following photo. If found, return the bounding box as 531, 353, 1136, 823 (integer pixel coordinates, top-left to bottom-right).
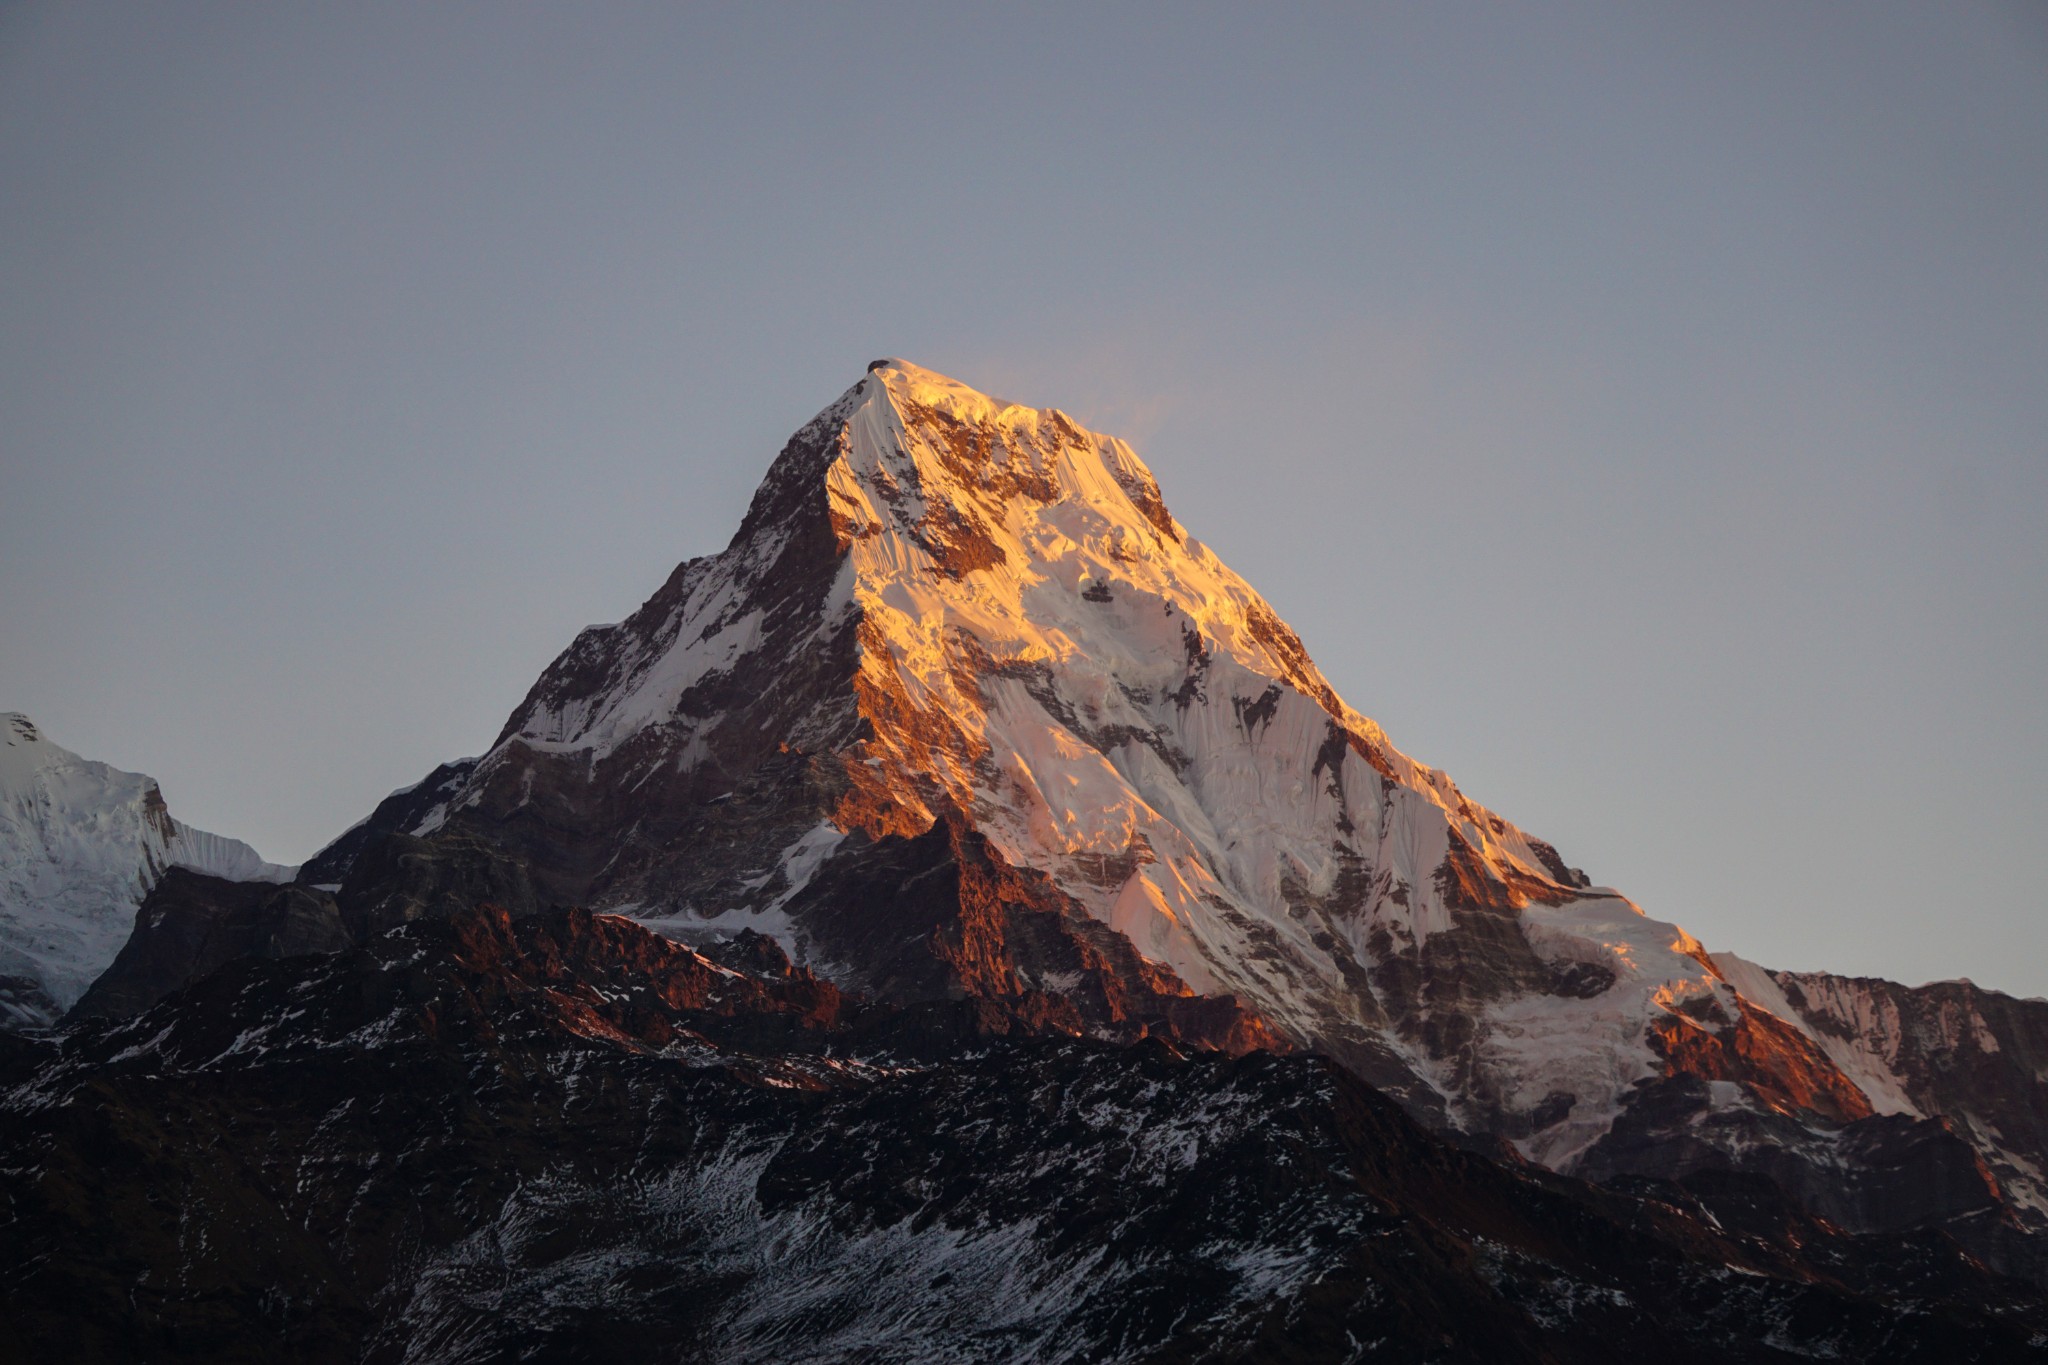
633, 822, 846, 965
167, 820, 296, 884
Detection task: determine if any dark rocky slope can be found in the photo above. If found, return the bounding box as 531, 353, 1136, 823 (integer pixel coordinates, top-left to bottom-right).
4, 906, 2045, 1364
70, 831, 542, 1023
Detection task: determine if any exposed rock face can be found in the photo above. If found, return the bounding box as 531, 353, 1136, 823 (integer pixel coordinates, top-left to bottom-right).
1714, 959, 2048, 1234
0, 713, 295, 1027
1578, 1075, 2018, 1239
333, 830, 542, 938
5, 906, 2043, 1363
280, 360, 2048, 1270
293, 757, 477, 888
72, 829, 549, 1023
68, 868, 349, 1021
768, 814, 1284, 1057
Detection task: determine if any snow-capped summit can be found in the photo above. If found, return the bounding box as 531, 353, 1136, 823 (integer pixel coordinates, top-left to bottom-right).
0, 713, 295, 1027
304, 362, 2048, 1234
427, 362, 1727, 1147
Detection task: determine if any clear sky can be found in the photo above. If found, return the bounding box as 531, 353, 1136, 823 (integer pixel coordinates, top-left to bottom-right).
3, 4, 2043, 995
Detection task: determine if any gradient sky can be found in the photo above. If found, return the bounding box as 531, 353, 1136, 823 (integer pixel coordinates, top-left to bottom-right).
3, 4, 2043, 995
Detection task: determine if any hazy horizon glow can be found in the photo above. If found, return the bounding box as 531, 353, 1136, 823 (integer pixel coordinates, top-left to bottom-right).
2, 4, 2043, 993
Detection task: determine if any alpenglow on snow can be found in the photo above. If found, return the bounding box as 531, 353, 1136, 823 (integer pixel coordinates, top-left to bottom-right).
277, 360, 2046, 1237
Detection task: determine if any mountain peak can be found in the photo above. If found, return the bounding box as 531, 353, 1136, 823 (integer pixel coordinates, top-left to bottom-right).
153, 359, 2048, 1277
1, 712, 57, 777
17, 360, 2040, 1331
837, 356, 1180, 560
454, 363, 1689, 1151
857, 358, 1069, 449
338, 361, 2047, 1232
863, 356, 1021, 414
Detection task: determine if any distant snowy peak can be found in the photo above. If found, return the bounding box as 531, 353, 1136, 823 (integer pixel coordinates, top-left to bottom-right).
0, 713, 294, 1027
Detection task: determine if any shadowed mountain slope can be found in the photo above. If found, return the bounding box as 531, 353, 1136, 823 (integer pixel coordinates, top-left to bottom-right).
6, 905, 2044, 1363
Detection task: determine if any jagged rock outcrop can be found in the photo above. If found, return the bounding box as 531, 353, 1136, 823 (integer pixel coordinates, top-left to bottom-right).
5, 905, 2043, 1363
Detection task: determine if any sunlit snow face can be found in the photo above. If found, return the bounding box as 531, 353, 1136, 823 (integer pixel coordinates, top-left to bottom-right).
453, 363, 1965, 1185
669, 367, 1735, 1154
